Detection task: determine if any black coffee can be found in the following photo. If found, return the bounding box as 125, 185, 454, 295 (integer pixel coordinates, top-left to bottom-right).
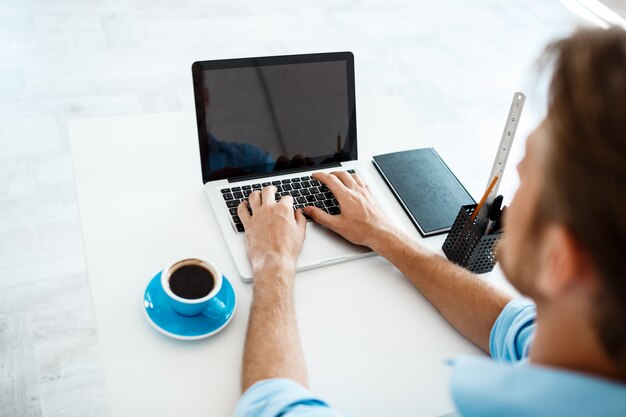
169, 265, 214, 299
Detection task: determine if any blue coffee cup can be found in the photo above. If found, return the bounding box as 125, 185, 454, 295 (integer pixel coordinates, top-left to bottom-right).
160, 258, 223, 316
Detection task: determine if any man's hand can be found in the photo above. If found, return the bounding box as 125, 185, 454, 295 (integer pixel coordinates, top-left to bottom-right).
303, 172, 510, 354
302, 171, 399, 250
238, 186, 310, 392
237, 185, 307, 275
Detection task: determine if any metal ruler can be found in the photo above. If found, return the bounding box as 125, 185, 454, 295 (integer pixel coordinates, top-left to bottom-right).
476, 92, 525, 221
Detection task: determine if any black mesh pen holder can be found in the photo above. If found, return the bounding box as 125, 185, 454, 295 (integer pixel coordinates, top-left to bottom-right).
442, 204, 503, 274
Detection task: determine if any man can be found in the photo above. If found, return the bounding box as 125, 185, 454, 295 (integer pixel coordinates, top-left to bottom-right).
233, 27, 626, 416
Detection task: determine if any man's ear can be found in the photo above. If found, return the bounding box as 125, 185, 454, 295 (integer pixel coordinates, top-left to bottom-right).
536, 225, 592, 297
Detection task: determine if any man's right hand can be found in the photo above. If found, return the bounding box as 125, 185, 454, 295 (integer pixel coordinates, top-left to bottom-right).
302, 171, 400, 250
304, 171, 511, 356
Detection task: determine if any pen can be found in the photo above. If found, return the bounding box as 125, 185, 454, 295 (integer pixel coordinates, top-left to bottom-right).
484, 195, 503, 234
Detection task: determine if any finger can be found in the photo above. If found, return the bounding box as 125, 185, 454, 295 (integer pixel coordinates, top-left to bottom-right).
351, 172, 367, 188
249, 190, 262, 210
331, 171, 357, 188
237, 200, 251, 227
295, 208, 307, 232
303, 206, 338, 229
262, 185, 277, 204
280, 195, 294, 209
312, 172, 350, 199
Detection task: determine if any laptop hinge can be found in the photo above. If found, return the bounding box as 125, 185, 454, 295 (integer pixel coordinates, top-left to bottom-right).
227, 162, 342, 183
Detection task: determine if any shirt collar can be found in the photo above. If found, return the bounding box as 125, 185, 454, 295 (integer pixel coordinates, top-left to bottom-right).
450, 355, 626, 417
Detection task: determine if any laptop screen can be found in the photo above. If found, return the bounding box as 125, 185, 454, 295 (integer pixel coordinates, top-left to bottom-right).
192, 53, 357, 183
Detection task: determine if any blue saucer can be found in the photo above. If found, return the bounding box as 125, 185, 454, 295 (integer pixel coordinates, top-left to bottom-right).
142, 272, 236, 340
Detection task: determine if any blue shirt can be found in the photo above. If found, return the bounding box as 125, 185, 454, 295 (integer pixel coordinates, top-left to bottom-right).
234, 299, 626, 417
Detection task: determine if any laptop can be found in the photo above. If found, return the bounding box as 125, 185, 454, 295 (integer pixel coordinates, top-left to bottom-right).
192, 52, 386, 282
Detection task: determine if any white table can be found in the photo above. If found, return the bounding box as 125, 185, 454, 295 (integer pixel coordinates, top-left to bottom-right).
70, 102, 519, 417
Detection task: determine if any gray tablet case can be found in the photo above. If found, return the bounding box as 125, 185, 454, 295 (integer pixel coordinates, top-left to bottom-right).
372, 148, 475, 237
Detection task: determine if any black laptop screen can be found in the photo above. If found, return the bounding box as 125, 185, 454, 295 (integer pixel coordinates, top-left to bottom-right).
192, 53, 357, 183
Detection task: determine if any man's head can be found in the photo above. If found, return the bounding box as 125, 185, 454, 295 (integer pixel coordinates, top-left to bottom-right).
499, 27, 626, 370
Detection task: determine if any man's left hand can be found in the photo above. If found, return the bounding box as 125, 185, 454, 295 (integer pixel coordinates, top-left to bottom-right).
237, 186, 307, 276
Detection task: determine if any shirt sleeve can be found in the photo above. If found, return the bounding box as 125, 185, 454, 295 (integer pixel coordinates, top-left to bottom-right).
234, 378, 347, 417
489, 298, 537, 362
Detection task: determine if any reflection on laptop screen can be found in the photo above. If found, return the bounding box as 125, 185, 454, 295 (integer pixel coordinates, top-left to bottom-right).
193, 54, 356, 182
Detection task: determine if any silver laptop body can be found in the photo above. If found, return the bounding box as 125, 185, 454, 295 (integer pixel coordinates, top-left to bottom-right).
192, 52, 385, 282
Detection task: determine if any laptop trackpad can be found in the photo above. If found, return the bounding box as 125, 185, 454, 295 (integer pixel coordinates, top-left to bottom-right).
297, 222, 373, 270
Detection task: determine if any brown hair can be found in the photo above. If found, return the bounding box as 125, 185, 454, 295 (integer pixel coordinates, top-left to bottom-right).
540, 27, 626, 369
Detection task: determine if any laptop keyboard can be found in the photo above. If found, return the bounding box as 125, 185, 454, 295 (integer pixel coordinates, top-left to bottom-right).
220, 170, 355, 232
